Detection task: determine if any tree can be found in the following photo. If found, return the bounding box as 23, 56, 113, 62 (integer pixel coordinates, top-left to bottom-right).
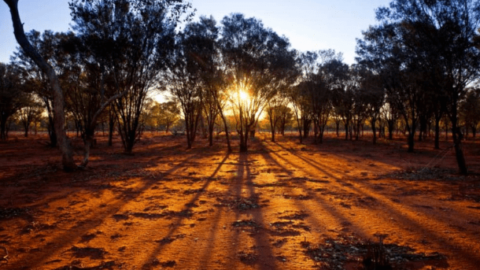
17, 94, 43, 137
276, 104, 293, 136
357, 21, 433, 152
220, 14, 298, 152
166, 35, 203, 149
181, 16, 226, 147
265, 96, 287, 142
359, 71, 384, 144
11, 30, 63, 147
330, 62, 355, 141
311, 52, 345, 143
460, 88, 480, 138
0, 63, 26, 140
4, 0, 77, 170
58, 31, 131, 167
289, 82, 310, 143
369, 0, 480, 174
70, 0, 190, 154
148, 100, 180, 133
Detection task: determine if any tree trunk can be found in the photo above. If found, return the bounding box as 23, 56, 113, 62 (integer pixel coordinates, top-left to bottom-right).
240, 129, 249, 152
208, 124, 214, 146
0, 116, 7, 141
344, 121, 349, 140
296, 117, 303, 143
6, 0, 76, 171
108, 114, 115, 146
355, 121, 360, 141
303, 118, 310, 139
451, 118, 468, 175
185, 116, 192, 149
47, 117, 58, 147
218, 108, 231, 152
372, 118, 377, 145
80, 128, 95, 168
270, 121, 276, 142
407, 130, 415, 153
23, 121, 29, 137
434, 116, 441, 149
406, 121, 416, 153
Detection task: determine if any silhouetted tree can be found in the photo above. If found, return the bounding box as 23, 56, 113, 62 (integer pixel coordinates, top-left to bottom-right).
460, 88, 480, 139
70, 0, 189, 154
0, 63, 26, 140
17, 93, 43, 137
220, 14, 298, 152
369, 0, 480, 174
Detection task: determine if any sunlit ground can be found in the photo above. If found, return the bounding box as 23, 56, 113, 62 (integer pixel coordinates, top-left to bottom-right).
0, 133, 479, 269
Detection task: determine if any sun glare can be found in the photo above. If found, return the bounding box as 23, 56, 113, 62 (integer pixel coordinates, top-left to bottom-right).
238, 89, 250, 102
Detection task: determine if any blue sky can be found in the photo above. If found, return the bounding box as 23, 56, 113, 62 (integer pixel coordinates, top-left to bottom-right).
0, 0, 391, 64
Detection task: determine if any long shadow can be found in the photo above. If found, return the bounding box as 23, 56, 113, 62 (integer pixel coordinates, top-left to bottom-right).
195, 172, 237, 268
257, 149, 366, 239
287, 141, 480, 231
241, 152, 277, 270
296, 135, 457, 171
12, 152, 202, 269
269, 141, 480, 267
223, 152, 252, 270
140, 152, 231, 267
264, 147, 370, 239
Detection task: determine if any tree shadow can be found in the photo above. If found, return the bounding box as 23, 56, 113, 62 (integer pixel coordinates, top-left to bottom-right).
264, 140, 480, 268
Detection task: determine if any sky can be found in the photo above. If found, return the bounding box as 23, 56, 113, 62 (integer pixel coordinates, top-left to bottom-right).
0, 0, 392, 64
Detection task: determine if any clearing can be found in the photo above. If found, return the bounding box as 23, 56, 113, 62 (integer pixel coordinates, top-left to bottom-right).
0, 133, 479, 269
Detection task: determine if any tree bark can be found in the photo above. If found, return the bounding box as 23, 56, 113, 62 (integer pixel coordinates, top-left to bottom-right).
5, 0, 76, 171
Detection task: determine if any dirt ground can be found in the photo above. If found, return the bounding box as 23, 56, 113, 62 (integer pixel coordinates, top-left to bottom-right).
0, 132, 479, 270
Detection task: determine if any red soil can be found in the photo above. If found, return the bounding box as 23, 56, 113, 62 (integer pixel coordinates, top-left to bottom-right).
0, 132, 479, 270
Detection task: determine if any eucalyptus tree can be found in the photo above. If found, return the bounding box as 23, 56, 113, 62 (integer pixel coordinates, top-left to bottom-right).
17, 94, 43, 137
166, 31, 203, 149
70, 0, 190, 154
180, 16, 228, 148
4, 0, 77, 170
220, 14, 298, 152
289, 83, 310, 143
312, 52, 346, 143
276, 104, 293, 136
11, 30, 64, 147
358, 70, 384, 144
357, 21, 426, 152
460, 89, 480, 138
329, 62, 354, 140
56, 31, 131, 166
265, 95, 289, 142
295, 51, 318, 140
369, 0, 480, 174
0, 63, 26, 140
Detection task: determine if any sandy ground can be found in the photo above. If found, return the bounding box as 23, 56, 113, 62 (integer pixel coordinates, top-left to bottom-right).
0, 132, 479, 270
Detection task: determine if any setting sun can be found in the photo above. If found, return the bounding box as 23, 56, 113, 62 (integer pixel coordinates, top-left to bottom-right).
238, 89, 250, 102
